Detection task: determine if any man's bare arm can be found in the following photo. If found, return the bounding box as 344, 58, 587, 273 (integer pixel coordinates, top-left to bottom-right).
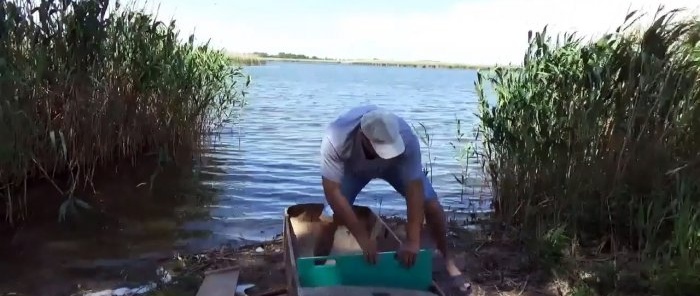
404, 179, 424, 245
398, 130, 426, 248
322, 177, 371, 246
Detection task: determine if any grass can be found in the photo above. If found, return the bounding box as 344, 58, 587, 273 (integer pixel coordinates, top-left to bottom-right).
475, 7, 700, 295
0, 0, 249, 224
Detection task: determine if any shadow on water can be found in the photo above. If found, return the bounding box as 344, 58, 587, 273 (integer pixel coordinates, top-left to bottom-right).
0, 149, 235, 295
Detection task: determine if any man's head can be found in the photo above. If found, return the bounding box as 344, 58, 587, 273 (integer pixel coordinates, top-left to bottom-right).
359, 109, 405, 159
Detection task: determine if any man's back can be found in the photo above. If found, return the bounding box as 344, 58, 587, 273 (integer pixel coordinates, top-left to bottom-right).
320, 105, 422, 182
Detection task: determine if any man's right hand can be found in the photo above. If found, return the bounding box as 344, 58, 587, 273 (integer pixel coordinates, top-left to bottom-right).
357, 235, 378, 264
322, 177, 378, 264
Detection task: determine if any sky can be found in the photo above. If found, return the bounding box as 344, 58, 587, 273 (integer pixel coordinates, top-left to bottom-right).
130, 0, 700, 65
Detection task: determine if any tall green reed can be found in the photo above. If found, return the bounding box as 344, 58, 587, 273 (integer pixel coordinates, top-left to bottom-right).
412, 122, 435, 182
476, 7, 700, 293
413, 120, 484, 205
0, 0, 249, 223
448, 118, 479, 204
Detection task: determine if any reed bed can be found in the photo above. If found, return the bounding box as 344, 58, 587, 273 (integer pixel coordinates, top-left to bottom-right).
341, 59, 488, 70
227, 53, 266, 66
0, 0, 248, 223
476, 8, 700, 294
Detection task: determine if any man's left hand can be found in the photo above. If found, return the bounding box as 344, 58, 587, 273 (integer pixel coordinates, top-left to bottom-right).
397, 240, 420, 268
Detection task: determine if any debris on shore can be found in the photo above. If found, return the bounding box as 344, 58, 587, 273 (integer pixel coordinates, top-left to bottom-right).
74, 219, 573, 296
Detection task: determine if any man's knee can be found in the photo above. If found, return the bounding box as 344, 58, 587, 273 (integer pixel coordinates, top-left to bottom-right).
385, 172, 438, 201
340, 174, 370, 201
424, 198, 444, 217
421, 174, 439, 201
322, 174, 369, 217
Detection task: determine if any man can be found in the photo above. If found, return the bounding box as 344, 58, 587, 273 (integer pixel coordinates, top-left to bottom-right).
315, 105, 471, 294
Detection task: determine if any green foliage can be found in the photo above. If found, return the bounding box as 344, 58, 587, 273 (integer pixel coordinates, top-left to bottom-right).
571, 283, 596, 296
476, 6, 700, 294
0, 0, 249, 223
537, 225, 569, 269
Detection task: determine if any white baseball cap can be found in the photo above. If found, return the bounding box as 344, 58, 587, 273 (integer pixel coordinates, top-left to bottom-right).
360, 109, 405, 159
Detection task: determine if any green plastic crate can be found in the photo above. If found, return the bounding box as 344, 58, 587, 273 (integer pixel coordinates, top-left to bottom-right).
296, 249, 433, 291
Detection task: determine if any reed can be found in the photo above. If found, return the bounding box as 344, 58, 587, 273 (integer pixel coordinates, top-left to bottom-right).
412, 122, 435, 182
448, 118, 480, 204
476, 7, 700, 294
0, 0, 249, 223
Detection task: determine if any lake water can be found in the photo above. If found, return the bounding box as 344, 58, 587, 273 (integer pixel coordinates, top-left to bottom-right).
191, 62, 492, 243
0, 62, 492, 294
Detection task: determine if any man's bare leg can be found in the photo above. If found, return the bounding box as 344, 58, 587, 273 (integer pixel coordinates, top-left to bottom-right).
424, 199, 471, 292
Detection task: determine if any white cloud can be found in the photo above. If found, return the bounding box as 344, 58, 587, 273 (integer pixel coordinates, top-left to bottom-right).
325, 0, 700, 65
133, 0, 700, 65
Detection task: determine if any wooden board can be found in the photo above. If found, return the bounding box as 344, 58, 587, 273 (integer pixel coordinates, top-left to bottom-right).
196, 266, 240, 296
300, 286, 438, 296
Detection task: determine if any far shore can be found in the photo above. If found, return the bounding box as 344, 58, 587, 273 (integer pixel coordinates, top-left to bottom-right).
257, 57, 507, 70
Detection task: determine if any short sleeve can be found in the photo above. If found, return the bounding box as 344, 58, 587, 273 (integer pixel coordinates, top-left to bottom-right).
397, 132, 424, 183
320, 135, 344, 183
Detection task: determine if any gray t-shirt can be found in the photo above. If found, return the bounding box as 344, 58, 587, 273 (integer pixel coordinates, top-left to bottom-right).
320, 105, 423, 184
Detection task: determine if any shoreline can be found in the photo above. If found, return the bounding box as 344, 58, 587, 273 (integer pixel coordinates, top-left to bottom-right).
46, 217, 565, 296
256, 57, 504, 70
2, 213, 653, 296
58, 217, 536, 296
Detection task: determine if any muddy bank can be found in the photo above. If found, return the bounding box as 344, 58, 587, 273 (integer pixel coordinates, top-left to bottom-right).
54, 219, 573, 296
0, 152, 220, 296
2, 212, 653, 296
1, 150, 189, 232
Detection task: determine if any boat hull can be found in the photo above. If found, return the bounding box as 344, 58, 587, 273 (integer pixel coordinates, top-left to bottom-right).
282, 203, 446, 296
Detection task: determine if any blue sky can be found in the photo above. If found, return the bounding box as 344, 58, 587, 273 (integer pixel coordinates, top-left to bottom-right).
133, 0, 700, 65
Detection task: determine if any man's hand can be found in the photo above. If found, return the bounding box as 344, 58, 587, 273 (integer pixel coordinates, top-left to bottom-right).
397, 239, 420, 268
357, 235, 378, 264
322, 177, 377, 264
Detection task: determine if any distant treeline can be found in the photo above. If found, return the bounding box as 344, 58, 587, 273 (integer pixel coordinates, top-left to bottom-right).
252, 52, 329, 60
243, 51, 502, 70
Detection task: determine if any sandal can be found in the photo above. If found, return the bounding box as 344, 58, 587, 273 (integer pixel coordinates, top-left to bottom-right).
450, 275, 472, 295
